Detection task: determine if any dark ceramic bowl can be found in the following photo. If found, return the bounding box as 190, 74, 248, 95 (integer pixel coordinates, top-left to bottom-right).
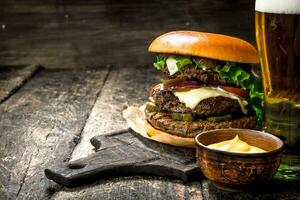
195, 129, 284, 190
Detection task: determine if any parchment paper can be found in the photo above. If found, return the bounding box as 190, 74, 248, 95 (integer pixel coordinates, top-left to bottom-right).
122, 105, 195, 148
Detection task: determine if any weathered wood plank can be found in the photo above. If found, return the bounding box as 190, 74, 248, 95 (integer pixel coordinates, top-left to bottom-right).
70, 65, 160, 160
52, 176, 203, 200
52, 65, 204, 199
201, 179, 300, 200
0, 0, 255, 68
0, 67, 110, 199
0, 65, 40, 103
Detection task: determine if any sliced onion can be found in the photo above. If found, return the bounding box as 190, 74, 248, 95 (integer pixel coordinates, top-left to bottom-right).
148, 84, 162, 96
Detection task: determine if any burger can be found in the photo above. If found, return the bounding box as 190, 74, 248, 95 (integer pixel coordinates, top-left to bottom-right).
144, 31, 263, 147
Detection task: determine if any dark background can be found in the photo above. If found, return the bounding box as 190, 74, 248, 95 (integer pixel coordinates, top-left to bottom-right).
0, 0, 255, 68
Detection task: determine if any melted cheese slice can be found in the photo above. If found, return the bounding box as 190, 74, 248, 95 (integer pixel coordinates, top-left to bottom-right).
173, 87, 248, 114
166, 56, 178, 76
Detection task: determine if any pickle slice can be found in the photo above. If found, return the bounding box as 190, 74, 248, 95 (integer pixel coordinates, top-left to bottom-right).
145, 102, 161, 112
207, 115, 232, 122
171, 113, 193, 121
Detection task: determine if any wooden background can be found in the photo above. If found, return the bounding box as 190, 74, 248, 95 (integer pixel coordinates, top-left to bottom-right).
1, 1, 274, 199
0, 0, 256, 68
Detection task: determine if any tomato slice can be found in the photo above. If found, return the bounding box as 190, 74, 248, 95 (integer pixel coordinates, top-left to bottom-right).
222, 86, 249, 99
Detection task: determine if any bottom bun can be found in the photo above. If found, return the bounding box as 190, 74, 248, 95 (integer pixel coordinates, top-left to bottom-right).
145, 120, 195, 148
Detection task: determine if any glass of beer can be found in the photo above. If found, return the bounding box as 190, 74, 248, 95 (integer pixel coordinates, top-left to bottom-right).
255, 0, 300, 180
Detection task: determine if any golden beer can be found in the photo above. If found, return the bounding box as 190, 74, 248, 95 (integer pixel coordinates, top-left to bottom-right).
255, 0, 300, 179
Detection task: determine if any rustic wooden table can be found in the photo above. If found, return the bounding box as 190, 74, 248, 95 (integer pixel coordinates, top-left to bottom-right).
1, 0, 299, 199
1, 65, 299, 200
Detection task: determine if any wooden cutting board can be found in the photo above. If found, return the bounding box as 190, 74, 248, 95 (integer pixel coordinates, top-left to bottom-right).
44, 129, 201, 187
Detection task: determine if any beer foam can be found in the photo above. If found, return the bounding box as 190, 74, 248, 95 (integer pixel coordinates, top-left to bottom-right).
255, 0, 300, 14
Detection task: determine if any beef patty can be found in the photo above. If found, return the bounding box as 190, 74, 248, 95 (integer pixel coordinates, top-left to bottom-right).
145, 110, 257, 138
152, 89, 243, 117
162, 65, 227, 86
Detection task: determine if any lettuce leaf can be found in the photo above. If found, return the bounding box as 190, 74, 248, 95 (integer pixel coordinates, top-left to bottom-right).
192, 58, 206, 69
153, 55, 192, 71
153, 55, 167, 70
192, 58, 213, 72
216, 62, 251, 86
247, 77, 264, 126
175, 56, 192, 70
